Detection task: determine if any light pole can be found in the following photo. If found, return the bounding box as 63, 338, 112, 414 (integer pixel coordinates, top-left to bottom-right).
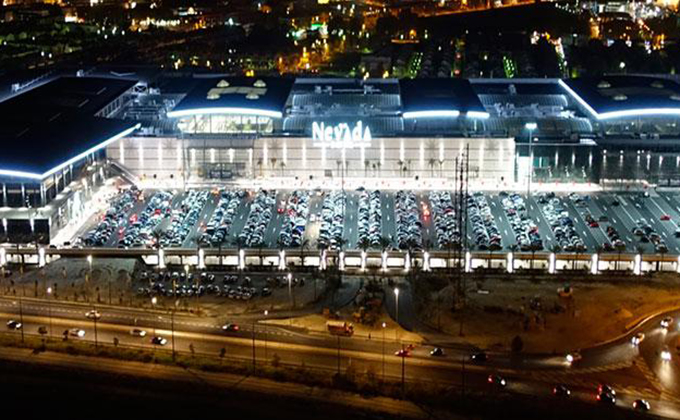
381, 322, 386, 381
18, 296, 24, 343
151, 296, 157, 352
525, 122, 537, 199
394, 287, 400, 325
171, 300, 176, 360
263, 310, 268, 360
287, 272, 294, 309
87, 254, 93, 275
92, 304, 98, 348
46, 286, 53, 339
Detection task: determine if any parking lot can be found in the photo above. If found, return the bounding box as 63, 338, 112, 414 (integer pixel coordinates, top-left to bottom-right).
76, 186, 680, 256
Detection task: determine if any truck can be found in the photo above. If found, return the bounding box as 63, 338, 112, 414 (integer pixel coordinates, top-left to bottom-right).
327, 321, 354, 337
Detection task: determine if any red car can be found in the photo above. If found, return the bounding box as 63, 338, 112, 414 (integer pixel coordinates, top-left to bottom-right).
394, 348, 411, 357
661, 214, 671, 221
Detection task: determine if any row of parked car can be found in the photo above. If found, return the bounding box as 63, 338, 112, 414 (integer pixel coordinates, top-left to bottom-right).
500, 192, 543, 251
82, 188, 140, 246
199, 190, 245, 246
160, 190, 209, 248
428, 191, 460, 249
468, 192, 502, 251
394, 190, 423, 250
318, 191, 345, 250
278, 190, 309, 248
357, 190, 384, 248
539, 194, 586, 252
633, 218, 668, 253
239, 190, 276, 248
122, 191, 174, 248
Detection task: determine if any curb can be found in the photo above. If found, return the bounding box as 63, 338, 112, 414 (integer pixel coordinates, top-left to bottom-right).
591, 304, 680, 349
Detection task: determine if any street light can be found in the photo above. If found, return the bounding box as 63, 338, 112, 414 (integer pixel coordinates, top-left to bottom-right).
525, 122, 537, 198
151, 296, 157, 352
86, 255, 93, 273
394, 287, 400, 325
381, 321, 386, 380
287, 272, 294, 309
46, 286, 53, 338
263, 309, 268, 360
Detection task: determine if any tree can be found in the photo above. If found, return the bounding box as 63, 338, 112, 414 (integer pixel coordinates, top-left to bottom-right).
364, 159, 370, 176
396, 160, 404, 177
428, 158, 437, 177
279, 161, 286, 176
511, 335, 524, 353
299, 238, 309, 268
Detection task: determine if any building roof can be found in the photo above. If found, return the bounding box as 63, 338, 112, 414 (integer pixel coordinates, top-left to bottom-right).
399, 78, 488, 118
168, 76, 295, 118
0, 76, 138, 180
560, 75, 680, 120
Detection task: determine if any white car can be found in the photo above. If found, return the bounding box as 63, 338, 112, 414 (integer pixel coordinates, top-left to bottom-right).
662, 347, 672, 361
631, 332, 645, 346
661, 316, 673, 329
68, 328, 86, 338
130, 328, 147, 337
85, 310, 102, 320
151, 336, 167, 346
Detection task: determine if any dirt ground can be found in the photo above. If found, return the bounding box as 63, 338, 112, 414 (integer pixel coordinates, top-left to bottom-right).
264, 311, 423, 345
424, 273, 680, 353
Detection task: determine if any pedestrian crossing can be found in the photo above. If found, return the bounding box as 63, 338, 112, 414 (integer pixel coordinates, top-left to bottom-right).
633, 356, 680, 404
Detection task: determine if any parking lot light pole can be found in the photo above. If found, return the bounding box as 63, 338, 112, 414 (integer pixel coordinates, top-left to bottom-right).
18, 296, 24, 343
287, 272, 294, 309
151, 297, 157, 352
525, 122, 537, 198
263, 310, 268, 360
46, 286, 52, 338
92, 304, 98, 349
394, 287, 400, 326
381, 322, 386, 380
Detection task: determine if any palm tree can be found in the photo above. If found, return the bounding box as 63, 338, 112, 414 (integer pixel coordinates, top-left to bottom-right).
438, 159, 444, 177
379, 235, 391, 253
279, 161, 286, 177
257, 243, 265, 266
375, 161, 382, 176
256, 158, 263, 177
396, 160, 404, 177
270, 157, 278, 173
358, 237, 370, 253
657, 246, 668, 272
428, 158, 437, 177
298, 238, 309, 268
364, 159, 370, 177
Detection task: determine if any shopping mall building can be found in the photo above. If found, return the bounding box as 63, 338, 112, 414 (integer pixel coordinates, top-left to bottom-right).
1, 68, 680, 241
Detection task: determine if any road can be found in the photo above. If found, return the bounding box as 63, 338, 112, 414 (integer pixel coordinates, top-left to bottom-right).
1, 296, 680, 418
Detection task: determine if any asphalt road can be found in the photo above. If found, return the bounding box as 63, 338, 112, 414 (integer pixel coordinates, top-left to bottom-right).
1, 296, 680, 418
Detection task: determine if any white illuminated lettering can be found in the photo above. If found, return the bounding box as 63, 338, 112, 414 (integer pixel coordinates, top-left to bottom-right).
312, 121, 372, 148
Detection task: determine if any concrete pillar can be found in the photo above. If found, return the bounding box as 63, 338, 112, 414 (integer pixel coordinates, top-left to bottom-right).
20, 183, 26, 206
40, 183, 46, 207
2, 184, 6, 207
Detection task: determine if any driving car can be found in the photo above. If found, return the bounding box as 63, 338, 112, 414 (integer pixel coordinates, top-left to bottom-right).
130, 328, 147, 337
222, 323, 240, 332
661, 316, 673, 329
430, 347, 445, 357
566, 351, 582, 365
85, 310, 102, 320
661, 346, 672, 361
68, 328, 86, 338
471, 352, 488, 363
394, 348, 411, 357
6, 320, 21, 330
633, 399, 650, 412
553, 384, 571, 397
631, 332, 645, 346
151, 336, 168, 346
487, 375, 507, 388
